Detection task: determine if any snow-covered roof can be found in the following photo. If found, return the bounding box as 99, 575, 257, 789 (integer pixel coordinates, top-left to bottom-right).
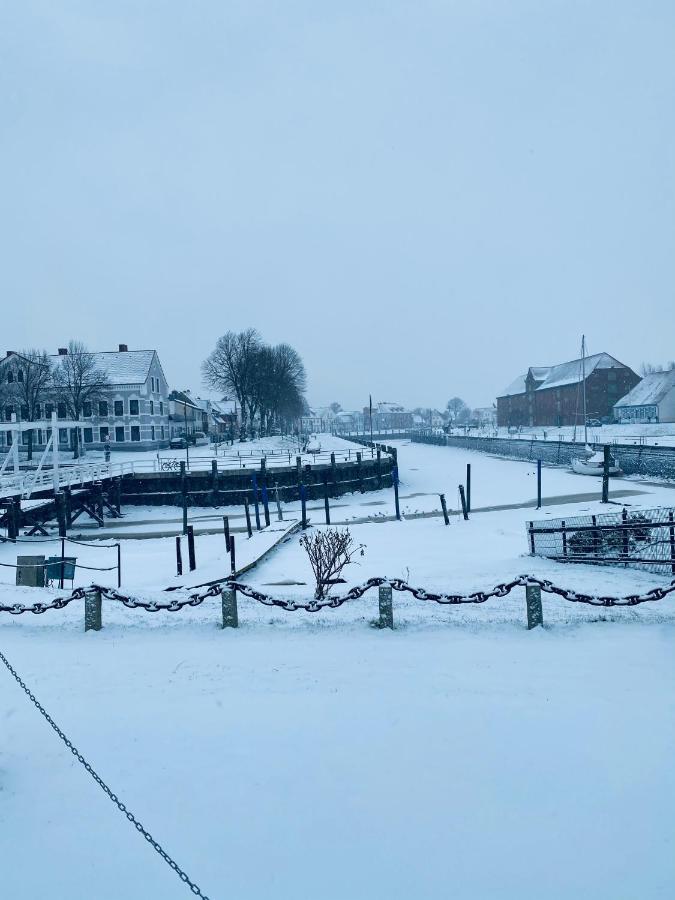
499, 353, 630, 397
537, 353, 624, 391
614, 371, 675, 409
51, 350, 156, 385
499, 374, 527, 397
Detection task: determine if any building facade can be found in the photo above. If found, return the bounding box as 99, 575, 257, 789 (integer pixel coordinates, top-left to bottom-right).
0, 345, 171, 452
614, 370, 675, 424
497, 353, 640, 427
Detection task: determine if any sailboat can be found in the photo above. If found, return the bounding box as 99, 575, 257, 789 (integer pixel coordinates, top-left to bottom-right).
570, 336, 622, 476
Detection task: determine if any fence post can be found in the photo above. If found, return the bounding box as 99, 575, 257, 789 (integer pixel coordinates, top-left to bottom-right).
323, 477, 331, 525
117, 543, 121, 588
251, 474, 261, 531
376, 448, 382, 489
261, 483, 271, 528
525, 584, 543, 629
187, 525, 196, 571
669, 512, 675, 576
300, 484, 308, 529
175, 535, 183, 576
458, 485, 469, 520
223, 516, 230, 552
55, 491, 67, 537
331, 452, 337, 493
274, 483, 283, 521
466, 464, 471, 513
180, 461, 188, 535
440, 493, 449, 525
622, 507, 629, 562
221, 586, 238, 628
356, 451, 364, 493
84, 588, 102, 632
561, 520, 567, 558
114, 476, 122, 515
602, 445, 610, 503
536, 459, 542, 509
393, 466, 401, 520
592, 515, 600, 556
230, 535, 236, 575
378, 583, 393, 629
211, 459, 219, 504
528, 521, 535, 554
244, 499, 253, 538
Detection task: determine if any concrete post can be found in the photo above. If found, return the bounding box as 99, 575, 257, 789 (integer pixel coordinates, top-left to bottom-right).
526, 584, 543, 630
378, 584, 393, 629
221, 587, 238, 628
84, 588, 102, 631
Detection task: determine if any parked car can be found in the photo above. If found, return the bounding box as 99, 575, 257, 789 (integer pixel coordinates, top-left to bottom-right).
586, 418, 603, 427
193, 431, 209, 446
169, 436, 187, 449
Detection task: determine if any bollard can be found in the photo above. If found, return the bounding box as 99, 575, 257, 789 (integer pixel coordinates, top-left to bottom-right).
458, 485, 469, 520
440, 493, 450, 525
466, 463, 471, 513
221, 586, 238, 629
378, 584, 393, 629
300, 483, 308, 529
84, 588, 102, 632
244, 499, 253, 538
602, 445, 610, 503
229, 535, 236, 575
187, 525, 196, 571
176, 535, 183, 576
261, 483, 271, 528
525, 584, 543, 630
223, 516, 230, 552
323, 477, 331, 525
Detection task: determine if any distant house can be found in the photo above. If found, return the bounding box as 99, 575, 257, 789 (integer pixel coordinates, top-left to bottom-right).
0, 344, 170, 452
614, 370, 675, 424
363, 402, 413, 431
497, 353, 639, 427
168, 391, 202, 439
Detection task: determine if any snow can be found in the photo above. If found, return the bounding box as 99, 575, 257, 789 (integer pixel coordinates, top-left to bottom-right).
614, 370, 675, 409
2, 437, 675, 899
51, 348, 157, 384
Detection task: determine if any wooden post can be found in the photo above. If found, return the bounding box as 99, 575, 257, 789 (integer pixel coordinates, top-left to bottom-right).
561, 520, 567, 558
187, 525, 196, 571
378, 583, 393, 629
55, 491, 67, 537
323, 477, 331, 525
300, 483, 308, 529
356, 451, 364, 493
466, 463, 471, 513
458, 485, 469, 520
525, 584, 543, 630
117, 543, 121, 588
223, 516, 230, 552
59, 537, 65, 589
536, 459, 542, 509
261, 483, 271, 528
244, 499, 253, 538
84, 588, 102, 632
175, 535, 183, 576
114, 476, 122, 515
440, 493, 449, 525
669, 512, 675, 576
528, 521, 535, 554
251, 474, 261, 531
592, 515, 600, 556
211, 459, 219, 503
376, 448, 382, 489
180, 461, 188, 535
602, 445, 610, 503
331, 452, 337, 493
229, 535, 236, 575
622, 507, 629, 562
274, 483, 283, 521
393, 465, 401, 520
64, 485, 73, 528
221, 586, 238, 628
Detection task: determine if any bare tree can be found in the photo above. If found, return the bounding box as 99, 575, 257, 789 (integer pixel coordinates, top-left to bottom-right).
202, 329, 262, 440
446, 396, 468, 423
7, 349, 53, 460
300, 528, 365, 600
51, 341, 110, 457
641, 361, 675, 375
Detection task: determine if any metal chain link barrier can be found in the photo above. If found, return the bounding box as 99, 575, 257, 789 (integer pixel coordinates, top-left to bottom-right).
3, 575, 675, 615
0, 647, 211, 899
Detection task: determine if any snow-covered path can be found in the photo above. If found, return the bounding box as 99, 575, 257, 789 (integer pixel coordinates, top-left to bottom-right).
1, 625, 674, 899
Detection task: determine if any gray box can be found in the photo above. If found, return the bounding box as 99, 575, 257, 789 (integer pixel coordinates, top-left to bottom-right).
16, 555, 46, 588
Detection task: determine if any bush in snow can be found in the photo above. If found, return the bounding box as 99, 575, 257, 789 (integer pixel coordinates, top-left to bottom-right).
300, 528, 365, 600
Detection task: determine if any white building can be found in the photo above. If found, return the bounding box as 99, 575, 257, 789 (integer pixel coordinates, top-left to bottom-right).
613, 370, 675, 424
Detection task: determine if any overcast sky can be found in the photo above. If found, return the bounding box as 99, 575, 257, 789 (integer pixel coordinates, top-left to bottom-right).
2, 1, 674, 411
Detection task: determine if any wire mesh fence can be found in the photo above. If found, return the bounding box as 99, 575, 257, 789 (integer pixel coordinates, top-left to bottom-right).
528, 506, 675, 575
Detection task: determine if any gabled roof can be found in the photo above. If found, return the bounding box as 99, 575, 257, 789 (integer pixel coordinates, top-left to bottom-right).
537, 353, 626, 391
499, 374, 527, 398
169, 390, 201, 409
528, 366, 551, 382
614, 371, 675, 409
51, 350, 156, 385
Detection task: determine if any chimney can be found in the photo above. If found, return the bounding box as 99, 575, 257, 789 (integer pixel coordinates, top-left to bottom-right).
118, 343, 128, 352
6, 350, 15, 357
58, 347, 68, 355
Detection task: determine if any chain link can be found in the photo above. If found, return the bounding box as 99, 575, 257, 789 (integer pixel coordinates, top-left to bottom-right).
0, 647, 211, 899
3, 575, 675, 616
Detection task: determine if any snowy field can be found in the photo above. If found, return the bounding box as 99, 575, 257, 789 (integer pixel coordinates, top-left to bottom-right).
2, 436, 675, 899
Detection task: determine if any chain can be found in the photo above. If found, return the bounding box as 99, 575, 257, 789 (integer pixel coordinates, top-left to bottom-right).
0, 647, 211, 899
3, 576, 675, 616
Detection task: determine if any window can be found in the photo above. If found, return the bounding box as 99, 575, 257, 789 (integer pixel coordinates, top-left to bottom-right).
45, 403, 54, 418
160, 426, 164, 439
151, 425, 155, 440
114, 400, 124, 417
100, 425, 109, 442
7, 371, 13, 383
159, 401, 164, 415
150, 377, 155, 392
115, 426, 125, 442
129, 399, 139, 416
18, 369, 24, 382
57, 403, 67, 419
59, 429, 68, 444
83, 428, 93, 443
83, 401, 92, 417
99, 400, 108, 417
21, 405, 29, 419
150, 400, 154, 415
34, 404, 42, 420
131, 425, 140, 442
4, 406, 13, 421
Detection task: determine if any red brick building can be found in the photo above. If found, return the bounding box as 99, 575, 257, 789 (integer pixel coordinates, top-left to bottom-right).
497, 353, 640, 427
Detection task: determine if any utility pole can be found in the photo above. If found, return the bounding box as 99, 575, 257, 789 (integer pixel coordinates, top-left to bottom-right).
183, 400, 190, 468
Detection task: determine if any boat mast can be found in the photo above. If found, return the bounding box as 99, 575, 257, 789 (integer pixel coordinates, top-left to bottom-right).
581, 335, 588, 445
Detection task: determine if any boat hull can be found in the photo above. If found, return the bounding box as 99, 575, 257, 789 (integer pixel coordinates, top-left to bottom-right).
571, 458, 622, 476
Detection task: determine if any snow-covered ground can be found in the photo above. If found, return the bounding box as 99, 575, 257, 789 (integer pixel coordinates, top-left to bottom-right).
2, 437, 675, 899
463, 423, 675, 446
